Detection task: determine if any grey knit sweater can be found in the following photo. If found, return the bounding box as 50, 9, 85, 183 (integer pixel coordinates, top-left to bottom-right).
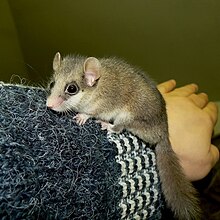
0, 82, 163, 219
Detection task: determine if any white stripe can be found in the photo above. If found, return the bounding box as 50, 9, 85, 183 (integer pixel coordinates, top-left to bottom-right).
135, 156, 143, 171
119, 181, 128, 198
128, 158, 134, 174
133, 214, 141, 220
120, 203, 127, 218
142, 154, 149, 167
129, 178, 136, 195
113, 138, 124, 155
117, 160, 127, 177
124, 136, 131, 153
136, 175, 143, 190
128, 199, 136, 213
131, 135, 140, 151
142, 209, 148, 219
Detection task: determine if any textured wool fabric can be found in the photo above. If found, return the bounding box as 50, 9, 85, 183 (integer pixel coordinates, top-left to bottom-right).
0, 82, 163, 219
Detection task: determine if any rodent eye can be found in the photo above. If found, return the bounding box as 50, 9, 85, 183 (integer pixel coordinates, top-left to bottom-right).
65, 83, 79, 95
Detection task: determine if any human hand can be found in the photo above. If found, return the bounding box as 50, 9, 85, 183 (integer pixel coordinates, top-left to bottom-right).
157, 80, 219, 181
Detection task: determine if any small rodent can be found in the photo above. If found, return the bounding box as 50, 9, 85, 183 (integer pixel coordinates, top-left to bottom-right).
47, 52, 201, 219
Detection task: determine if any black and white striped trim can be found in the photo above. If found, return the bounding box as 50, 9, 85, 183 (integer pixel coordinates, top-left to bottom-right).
108, 131, 162, 219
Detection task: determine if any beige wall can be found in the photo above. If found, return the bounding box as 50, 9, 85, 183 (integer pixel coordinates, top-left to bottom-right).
1, 0, 219, 100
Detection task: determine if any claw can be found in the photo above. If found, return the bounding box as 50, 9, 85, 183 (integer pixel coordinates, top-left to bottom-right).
96, 120, 114, 132
73, 113, 90, 125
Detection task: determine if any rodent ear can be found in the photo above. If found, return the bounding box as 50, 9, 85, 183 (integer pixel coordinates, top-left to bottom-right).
83, 57, 101, 87
53, 52, 62, 71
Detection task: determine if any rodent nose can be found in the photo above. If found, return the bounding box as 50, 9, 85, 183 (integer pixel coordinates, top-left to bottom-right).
46, 97, 64, 109
46, 100, 54, 109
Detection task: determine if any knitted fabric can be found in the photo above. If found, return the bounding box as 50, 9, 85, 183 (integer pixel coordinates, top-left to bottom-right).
0, 82, 163, 219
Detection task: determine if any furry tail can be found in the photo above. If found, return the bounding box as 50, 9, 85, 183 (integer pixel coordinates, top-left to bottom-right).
156, 137, 201, 220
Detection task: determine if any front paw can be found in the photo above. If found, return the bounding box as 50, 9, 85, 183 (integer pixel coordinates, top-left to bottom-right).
96, 120, 116, 133
73, 113, 90, 125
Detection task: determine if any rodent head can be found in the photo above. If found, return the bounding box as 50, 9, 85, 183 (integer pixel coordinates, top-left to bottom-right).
46, 52, 101, 113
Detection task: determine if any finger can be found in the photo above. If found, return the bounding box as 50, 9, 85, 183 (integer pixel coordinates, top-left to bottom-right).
157, 79, 176, 94
189, 93, 209, 109
170, 83, 198, 97
209, 144, 219, 168
203, 102, 218, 125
